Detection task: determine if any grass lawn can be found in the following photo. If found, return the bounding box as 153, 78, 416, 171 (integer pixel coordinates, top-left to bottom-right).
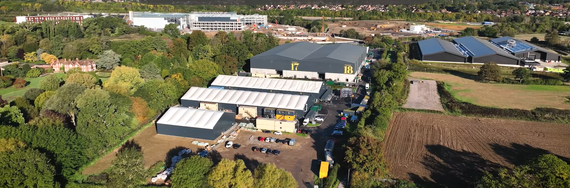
0, 73, 64, 101
514, 33, 570, 41
306, 123, 321, 127
410, 72, 570, 110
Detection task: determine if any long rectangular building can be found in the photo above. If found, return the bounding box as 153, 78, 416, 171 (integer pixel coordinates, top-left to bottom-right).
180, 87, 313, 119
126, 11, 267, 31
490, 36, 560, 63
156, 107, 236, 140
453, 36, 520, 65
210, 75, 327, 99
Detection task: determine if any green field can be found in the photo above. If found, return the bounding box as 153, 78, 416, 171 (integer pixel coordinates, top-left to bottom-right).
0, 73, 64, 101
514, 33, 570, 41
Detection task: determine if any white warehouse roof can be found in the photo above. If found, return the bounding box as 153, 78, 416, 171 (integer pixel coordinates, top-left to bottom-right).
181, 87, 309, 111
211, 75, 323, 94
157, 107, 224, 130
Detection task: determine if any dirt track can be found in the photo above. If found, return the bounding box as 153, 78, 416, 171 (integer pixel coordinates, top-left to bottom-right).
384, 112, 570, 187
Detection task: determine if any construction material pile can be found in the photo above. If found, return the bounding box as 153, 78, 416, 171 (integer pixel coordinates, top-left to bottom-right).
151, 149, 192, 183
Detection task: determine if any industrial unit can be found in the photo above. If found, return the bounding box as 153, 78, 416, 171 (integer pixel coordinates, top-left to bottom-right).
249, 42, 368, 83
180, 87, 313, 120
255, 118, 296, 132
490, 36, 561, 63
156, 107, 236, 140
417, 38, 467, 62
209, 75, 330, 100
416, 36, 520, 65
126, 11, 267, 31
15, 14, 94, 24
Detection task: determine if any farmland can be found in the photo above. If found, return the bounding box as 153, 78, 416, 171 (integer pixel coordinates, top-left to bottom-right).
424, 22, 482, 31
384, 112, 570, 188
409, 72, 570, 110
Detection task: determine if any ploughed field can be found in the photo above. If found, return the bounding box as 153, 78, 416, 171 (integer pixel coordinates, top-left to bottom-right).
384, 112, 570, 187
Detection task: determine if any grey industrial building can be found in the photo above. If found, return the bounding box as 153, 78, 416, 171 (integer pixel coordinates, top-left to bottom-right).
180, 87, 314, 119
249, 42, 369, 83
156, 107, 236, 140
490, 36, 561, 63
416, 36, 520, 65
209, 75, 332, 100
417, 38, 467, 62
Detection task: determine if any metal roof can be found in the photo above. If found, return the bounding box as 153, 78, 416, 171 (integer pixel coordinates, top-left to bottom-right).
254, 42, 366, 63
181, 87, 310, 111
211, 75, 323, 94
418, 38, 466, 57
490, 36, 558, 55
131, 12, 188, 18
157, 107, 225, 130
453, 36, 515, 58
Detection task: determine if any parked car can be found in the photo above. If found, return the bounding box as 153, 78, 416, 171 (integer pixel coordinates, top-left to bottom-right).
332, 130, 343, 136
303, 118, 309, 126
261, 148, 267, 153
288, 139, 296, 146
283, 138, 291, 145
275, 139, 283, 144
258, 137, 265, 141
198, 150, 209, 157
266, 149, 273, 153
232, 144, 241, 149
252, 147, 258, 152
262, 130, 271, 133
315, 116, 324, 122
272, 150, 281, 155
264, 137, 272, 142
274, 131, 282, 135
269, 137, 277, 142
225, 141, 233, 148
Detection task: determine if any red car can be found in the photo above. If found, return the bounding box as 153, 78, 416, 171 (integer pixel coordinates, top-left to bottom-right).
258, 137, 265, 141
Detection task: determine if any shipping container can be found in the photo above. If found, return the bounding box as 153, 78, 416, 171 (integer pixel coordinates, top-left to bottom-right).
276, 109, 295, 116
238, 106, 258, 118
263, 108, 276, 118
200, 102, 218, 111
319, 162, 329, 178
284, 115, 296, 121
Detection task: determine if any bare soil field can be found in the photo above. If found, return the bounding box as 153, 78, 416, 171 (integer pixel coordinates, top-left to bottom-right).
82, 124, 212, 175
216, 131, 318, 188
327, 20, 410, 35
410, 72, 570, 110
385, 112, 570, 188
403, 79, 444, 111
424, 23, 482, 31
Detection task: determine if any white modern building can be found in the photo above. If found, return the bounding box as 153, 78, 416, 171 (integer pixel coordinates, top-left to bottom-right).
126, 11, 267, 31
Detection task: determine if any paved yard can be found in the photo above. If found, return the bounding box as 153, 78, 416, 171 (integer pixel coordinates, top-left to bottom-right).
403, 79, 445, 112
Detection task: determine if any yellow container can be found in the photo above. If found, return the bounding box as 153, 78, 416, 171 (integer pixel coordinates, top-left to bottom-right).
319, 161, 329, 178
284, 115, 296, 121
275, 114, 285, 120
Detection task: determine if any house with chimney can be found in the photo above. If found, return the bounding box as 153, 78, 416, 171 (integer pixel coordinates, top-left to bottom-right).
51, 58, 97, 73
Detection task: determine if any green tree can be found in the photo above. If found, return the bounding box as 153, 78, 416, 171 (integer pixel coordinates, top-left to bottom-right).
232, 159, 254, 188
0, 138, 26, 152
96, 50, 122, 70
461, 27, 476, 36
162, 23, 181, 38
530, 37, 540, 43
0, 148, 56, 188
189, 59, 223, 82
512, 68, 531, 83
107, 144, 146, 188
253, 163, 297, 188
103, 66, 144, 95
39, 74, 61, 91
207, 158, 236, 188
134, 79, 178, 111
171, 155, 213, 188
34, 91, 55, 108
545, 29, 560, 46
26, 68, 42, 78
345, 136, 388, 178
43, 83, 86, 126
0, 105, 25, 126
139, 63, 162, 81
66, 73, 97, 88
563, 67, 570, 82
24, 88, 44, 101
188, 30, 209, 50
11, 97, 39, 120
477, 62, 502, 82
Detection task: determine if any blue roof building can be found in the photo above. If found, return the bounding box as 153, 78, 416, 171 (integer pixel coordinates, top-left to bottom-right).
490, 36, 560, 62
452, 36, 520, 65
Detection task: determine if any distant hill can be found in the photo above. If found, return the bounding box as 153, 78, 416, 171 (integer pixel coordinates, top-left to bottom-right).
141, 0, 432, 5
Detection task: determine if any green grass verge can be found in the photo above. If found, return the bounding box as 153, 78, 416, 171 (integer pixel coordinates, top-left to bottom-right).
307, 123, 321, 127
296, 133, 308, 137
442, 83, 475, 103
522, 85, 570, 92
0, 73, 64, 101
74, 120, 156, 180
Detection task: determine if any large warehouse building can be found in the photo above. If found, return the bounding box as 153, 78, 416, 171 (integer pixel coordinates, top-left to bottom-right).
490, 36, 561, 63
127, 11, 267, 31
209, 75, 330, 100
180, 87, 313, 120
249, 42, 368, 83
156, 107, 236, 140
417, 38, 467, 62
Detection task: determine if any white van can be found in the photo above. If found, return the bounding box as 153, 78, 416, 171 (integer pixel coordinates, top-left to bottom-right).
365, 83, 370, 90
303, 118, 310, 126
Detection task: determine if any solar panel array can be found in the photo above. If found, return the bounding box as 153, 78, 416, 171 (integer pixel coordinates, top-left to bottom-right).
492, 40, 536, 53
455, 43, 474, 57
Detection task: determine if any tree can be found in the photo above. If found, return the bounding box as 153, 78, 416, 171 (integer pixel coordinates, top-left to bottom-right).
477, 62, 502, 82
139, 63, 162, 81
39, 74, 61, 91
530, 37, 540, 43
107, 144, 146, 188
0, 105, 25, 126
0, 77, 13, 88
66, 73, 97, 88
188, 30, 209, 50
232, 159, 254, 188
130, 97, 150, 123
12, 78, 26, 88
253, 163, 297, 188
0, 138, 26, 152
26, 68, 42, 78
24, 88, 44, 101
34, 91, 55, 109
0, 96, 6, 107
512, 68, 531, 83
0, 148, 56, 187
24, 52, 36, 62
96, 50, 122, 70
207, 159, 236, 188
188, 59, 223, 82
103, 66, 144, 95
134, 79, 177, 111
40, 53, 57, 64
477, 154, 570, 188
545, 30, 560, 46
461, 27, 476, 36
171, 155, 213, 188
163, 23, 181, 38
43, 83, 86, 126
345, 136, 388, 178
11, 97, 39, 120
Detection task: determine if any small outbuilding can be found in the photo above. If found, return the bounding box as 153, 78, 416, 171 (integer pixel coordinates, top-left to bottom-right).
156, 107, 236, 140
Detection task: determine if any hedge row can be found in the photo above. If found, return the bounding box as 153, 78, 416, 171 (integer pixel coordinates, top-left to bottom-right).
437, 82, 570, 124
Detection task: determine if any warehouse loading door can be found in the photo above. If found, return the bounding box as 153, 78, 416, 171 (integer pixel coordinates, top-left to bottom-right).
200, 102, 218, 111
239, 106, 258, 118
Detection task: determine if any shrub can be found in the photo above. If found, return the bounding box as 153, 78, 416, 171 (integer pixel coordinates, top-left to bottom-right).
0, 76, 13, 88
39, 74, 61, 91
24, 88, 45, 101
26, 68, 42, 78
13, 78, 27, 88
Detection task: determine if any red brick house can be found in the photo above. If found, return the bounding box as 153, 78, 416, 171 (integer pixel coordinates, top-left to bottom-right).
51, 58, 97, 73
